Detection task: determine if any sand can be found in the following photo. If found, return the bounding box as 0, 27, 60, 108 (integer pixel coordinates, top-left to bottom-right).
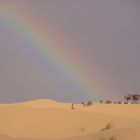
0, 99, 140, 140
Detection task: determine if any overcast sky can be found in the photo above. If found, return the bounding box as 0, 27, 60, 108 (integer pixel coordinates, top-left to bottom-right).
0, 0, 140, 103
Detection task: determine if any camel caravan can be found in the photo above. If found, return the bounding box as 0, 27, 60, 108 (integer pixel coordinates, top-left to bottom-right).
71, 93, 140, 109
81, 101, 93, 107
99, 93, 140, 104
124, 93, 140, 104
71, 101, 94, 109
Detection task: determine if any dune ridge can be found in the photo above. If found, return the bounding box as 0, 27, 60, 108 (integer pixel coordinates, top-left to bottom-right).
0, 99, 139, 140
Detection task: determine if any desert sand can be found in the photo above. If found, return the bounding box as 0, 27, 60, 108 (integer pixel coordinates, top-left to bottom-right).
0, 99, 140, 140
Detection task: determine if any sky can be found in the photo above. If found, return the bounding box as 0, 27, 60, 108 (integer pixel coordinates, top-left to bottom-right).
0, 0, 140, 103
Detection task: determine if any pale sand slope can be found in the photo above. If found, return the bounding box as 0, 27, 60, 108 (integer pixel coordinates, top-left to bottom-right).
61, 127, 140, 140
1, 128, 140, 140
0, 99, 140, 140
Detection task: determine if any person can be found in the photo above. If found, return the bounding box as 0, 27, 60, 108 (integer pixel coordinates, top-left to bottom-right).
71, 103, 75, 109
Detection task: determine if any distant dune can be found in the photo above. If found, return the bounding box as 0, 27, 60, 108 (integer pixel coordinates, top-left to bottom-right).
20, 99, 71, 108
0, 99, 140, 140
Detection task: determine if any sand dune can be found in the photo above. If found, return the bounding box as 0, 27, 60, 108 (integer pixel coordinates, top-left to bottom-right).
19, 99, 71, 109
1, 128, 140, 140
1, 127, 140, 140
60, 127, 140, 140
0, 99, 139, 140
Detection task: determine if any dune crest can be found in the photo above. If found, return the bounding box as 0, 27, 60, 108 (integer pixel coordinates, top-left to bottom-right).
0, 99, 71, 109
20, 99, 68, 108
0, 99, 139, 140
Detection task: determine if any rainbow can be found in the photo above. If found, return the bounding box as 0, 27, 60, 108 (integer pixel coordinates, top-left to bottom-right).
0, 3, 113, 100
